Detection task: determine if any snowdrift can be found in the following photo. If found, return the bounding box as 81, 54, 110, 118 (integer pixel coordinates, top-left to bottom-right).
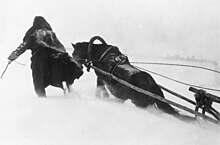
0, 57, 220, 145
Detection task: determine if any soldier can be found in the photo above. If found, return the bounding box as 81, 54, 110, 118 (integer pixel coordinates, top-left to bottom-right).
8, 16, 83, 97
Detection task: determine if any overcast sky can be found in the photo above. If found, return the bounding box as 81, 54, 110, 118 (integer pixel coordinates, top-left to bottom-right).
0, 0, 219, 62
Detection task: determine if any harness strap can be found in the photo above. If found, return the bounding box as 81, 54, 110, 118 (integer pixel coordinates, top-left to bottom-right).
108, 54, 128, 74
98, 46, 113, 61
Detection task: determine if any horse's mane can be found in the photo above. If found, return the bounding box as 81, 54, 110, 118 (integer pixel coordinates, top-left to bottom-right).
74, 41, 121, 61
75, 42, 117, 51
75, 42, 89, 48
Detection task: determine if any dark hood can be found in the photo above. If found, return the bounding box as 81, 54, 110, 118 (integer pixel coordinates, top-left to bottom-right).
23, 16, 52, 41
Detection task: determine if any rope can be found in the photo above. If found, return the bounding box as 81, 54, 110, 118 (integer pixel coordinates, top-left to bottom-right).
14, 61, 26, 66
80, 60, 220, 74
13, 48, 42, 66
130, 62, 220, 74
74, 58, 220, 92
134, 65, 220, 92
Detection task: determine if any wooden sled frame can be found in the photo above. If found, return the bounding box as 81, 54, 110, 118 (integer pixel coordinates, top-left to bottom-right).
81, 35, 220, 125
88, 64, 220, 125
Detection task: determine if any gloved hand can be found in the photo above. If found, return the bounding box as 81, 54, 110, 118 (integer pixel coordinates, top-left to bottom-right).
8, 51, 18, 63
8, 59, 13, 64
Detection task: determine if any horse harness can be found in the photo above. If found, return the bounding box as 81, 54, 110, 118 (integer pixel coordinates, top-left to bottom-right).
97, 46, 129, 74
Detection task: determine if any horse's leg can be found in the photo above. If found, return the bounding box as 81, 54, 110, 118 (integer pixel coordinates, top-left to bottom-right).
95, 77, 103, 97
102, 85, 109, 98
96, 77, 109, 98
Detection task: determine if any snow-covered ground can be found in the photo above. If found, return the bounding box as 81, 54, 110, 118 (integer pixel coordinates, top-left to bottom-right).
0, 53, 220, 145
1, 0, 219, 144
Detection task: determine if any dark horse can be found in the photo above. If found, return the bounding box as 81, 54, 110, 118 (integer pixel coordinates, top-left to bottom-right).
72, 36, 179, 115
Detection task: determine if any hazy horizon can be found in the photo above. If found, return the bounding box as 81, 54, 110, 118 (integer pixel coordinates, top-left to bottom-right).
0, 0, 219, 62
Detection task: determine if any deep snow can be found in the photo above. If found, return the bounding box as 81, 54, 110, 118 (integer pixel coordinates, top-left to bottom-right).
0, 55, 220, 145
0, 0, 219, 144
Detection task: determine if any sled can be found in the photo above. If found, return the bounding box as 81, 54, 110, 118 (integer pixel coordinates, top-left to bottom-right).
72, 35, 220, 125
91, 65, 220, 125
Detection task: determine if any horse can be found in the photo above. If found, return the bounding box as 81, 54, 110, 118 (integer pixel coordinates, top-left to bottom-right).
71, 36, 179, 115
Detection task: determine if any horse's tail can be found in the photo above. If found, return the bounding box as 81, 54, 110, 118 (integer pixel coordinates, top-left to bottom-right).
87, 36, 107, 62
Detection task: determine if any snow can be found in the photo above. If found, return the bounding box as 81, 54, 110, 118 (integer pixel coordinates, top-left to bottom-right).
0, 55, 220, 145
0, 0, 220, 144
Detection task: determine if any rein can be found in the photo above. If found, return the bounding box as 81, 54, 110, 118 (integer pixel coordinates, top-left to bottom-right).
86, 36, 126, 74
82, 36, 220, 92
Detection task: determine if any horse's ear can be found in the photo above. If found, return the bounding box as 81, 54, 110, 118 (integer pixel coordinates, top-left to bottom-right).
71, 43, 75, 49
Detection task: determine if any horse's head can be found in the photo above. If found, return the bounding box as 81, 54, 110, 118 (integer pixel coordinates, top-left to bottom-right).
72, 36, 109, 72
72, 35, 108, 63
72, 42, 89, 66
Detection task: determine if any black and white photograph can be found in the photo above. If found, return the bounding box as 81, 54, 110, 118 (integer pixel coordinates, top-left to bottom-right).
0, 0, 219, 144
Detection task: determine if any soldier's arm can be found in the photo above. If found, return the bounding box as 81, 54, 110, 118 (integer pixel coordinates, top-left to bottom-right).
8, 41, 30, 63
